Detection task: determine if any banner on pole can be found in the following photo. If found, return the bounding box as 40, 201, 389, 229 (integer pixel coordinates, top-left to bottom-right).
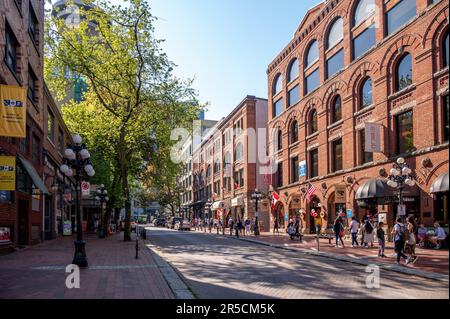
0, 156, 16, 191
0, 85, 27, 138
365, 122, 382, 153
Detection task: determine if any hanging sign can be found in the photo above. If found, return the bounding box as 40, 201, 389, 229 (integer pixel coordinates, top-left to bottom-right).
0, 156, 16, 191
299, 160, 306, 177
0, 85, 27, 138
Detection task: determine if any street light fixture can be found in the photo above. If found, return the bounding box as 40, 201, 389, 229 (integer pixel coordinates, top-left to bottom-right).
95, 184, 109, 238
60, 134, 95, 268
384, 157, 416, 222
205, 199, 213, 233
251, 188, 265, 236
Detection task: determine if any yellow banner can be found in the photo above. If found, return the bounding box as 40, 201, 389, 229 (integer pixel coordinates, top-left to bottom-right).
0, 156, 16, 191
0, 85, 27, 138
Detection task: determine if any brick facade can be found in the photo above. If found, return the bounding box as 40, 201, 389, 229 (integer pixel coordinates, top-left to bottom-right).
267, 0, 449, 233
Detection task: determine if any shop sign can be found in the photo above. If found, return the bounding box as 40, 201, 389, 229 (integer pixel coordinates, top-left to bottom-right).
346, 209, 353, 218
0, 156, 16, 191
335, 184, 346, 203
63, 221, 72, 236
299, 160, 306, 177
0, 226, 11, 243
397, 204, 406, 216
378, 213, 387, 224
284, 213, 289, 221
365, 122, 382, 153
0, 85, 27, 138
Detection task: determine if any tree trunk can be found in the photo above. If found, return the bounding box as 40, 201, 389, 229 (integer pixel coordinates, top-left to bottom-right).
118, 125, 132, 241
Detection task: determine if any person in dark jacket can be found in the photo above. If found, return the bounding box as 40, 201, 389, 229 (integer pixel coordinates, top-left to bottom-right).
333, 216, 345, 248
377, 222, 386, 257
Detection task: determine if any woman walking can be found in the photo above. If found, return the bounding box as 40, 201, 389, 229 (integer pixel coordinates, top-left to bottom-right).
333, 216, 345, 248
406, 216, 418, 264
350, 216, 359, 247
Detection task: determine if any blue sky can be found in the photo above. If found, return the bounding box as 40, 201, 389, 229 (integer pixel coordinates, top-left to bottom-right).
148, 0, 322, 120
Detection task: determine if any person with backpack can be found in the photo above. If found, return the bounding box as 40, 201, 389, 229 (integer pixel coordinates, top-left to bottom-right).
377, 222, 387, 258
333, 216, 345, 248
391, 217, 409, 265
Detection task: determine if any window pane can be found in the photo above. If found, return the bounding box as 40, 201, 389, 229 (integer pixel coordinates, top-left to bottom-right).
360, 78, 373, 109
327, 18, 343, 49
273, 98, 283, 117
326, 49, 344, 79
277, 130, 283, 150
291, 156, 299, 183
288, 85, 300, 107
277, 162, 283, 187
443, 95, 449, 142
332, 139, 343, 172
48, 111, 55, 142
332, 96, 342, 123
305, 68, 320, 95
273, 74, 282, 95
309, 110, 318, 134
291, 121, 298, 143
353, 0, 375, 26
309, 149, 318, 178
396, 54, 413, 91
386, 0, 416, 36
352, 24, 376, 60
443, 32, 449, 68
396, 111, 414, 154
289, 59, 299, 82
305, 41, 319, 68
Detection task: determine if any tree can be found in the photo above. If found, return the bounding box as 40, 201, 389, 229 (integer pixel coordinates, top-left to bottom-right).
45, 0, 200, 240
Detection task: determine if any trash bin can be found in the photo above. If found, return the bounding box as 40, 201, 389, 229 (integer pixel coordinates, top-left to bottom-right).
98, 226, 105, 238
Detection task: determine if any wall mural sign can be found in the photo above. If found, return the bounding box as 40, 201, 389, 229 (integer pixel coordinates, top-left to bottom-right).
0, 85, 27, 138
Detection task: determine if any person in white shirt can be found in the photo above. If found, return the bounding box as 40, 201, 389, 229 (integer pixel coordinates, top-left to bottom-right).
429, 222, 447, 249
350, 216, 359, 247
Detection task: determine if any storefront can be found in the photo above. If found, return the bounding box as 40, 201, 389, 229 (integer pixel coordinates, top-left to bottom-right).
431, 172, 449, 227
231, 196, 245, 220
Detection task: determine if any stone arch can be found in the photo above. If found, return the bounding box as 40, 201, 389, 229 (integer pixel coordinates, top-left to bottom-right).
323, 80, 348, 108
425, 159, 450, 186
301, 34, 322, 67
322, 9, 347, 48
379, 34, 422, 76
348, 61, 378, 93
301, 96, 323, 120
422, 5, 449, 49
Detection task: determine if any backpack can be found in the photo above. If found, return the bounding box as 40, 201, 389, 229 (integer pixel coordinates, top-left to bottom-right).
397, 224, 409, 242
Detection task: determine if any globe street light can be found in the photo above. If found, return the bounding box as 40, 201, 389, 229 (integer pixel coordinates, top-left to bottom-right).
251, 189, 265, 236
95, 185, 109, 238
60, 134, 95, 268
384, 157, 416, 223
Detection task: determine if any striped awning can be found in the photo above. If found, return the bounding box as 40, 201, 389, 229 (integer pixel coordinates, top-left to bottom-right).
431, 172, 449, 194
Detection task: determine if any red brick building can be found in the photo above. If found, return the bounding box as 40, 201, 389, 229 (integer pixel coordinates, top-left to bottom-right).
267, 0, 448, 233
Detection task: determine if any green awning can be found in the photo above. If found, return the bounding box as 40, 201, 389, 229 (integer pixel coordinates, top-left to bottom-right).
17, 155, 49, 195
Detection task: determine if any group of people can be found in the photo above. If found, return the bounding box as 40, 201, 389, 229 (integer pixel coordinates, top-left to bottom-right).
227, 217, 253, 237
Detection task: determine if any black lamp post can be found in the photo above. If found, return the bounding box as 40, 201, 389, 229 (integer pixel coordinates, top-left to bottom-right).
60, 134, 95, 268
251, 189, 264, 236
384, 156, 416, 223
205, 199, 212, 233
95, 184, 109, 238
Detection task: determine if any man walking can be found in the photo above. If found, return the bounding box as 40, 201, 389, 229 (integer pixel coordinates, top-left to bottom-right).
391, 217, 409, 265
350, 216, 359, 247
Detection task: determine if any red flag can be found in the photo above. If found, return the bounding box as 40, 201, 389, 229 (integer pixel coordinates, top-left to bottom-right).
271, 191, 279, 209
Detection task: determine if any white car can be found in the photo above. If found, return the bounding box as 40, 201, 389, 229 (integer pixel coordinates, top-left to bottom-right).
174, 219, 191, 231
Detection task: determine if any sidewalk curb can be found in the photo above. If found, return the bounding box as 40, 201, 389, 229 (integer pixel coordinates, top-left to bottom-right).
144, 240, 195, 299
193, 229, 449, 283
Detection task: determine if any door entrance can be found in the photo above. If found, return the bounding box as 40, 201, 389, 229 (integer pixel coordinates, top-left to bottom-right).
18, 200, 29, 246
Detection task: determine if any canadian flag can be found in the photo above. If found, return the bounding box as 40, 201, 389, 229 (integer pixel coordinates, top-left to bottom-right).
271, 191, 279, 209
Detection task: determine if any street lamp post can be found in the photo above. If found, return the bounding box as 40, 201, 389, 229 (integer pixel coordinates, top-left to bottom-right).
204, 199, 212, 233
384, 157, 416, 223
60, 134, 95, 268
251, 189, 264, 236
95, 184, 109, 238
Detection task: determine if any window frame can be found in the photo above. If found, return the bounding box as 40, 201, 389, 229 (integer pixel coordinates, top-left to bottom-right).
290, 120, 299, 144
309, 148, 319, 179
291, 156, 299, 183
359, 77, 373, 110
358, 129, 373, 165
4, 22, 19, 74
331, 138, 343, 173
331, 95, 342, 124
326, 17, 344, 50
27, 65, 38, 104
28, 1, 39, 46
394, 53, 413, 92
305, 40, 319, 69
308, 109, 318, 135
385, 0, 417, 37
288, 58, 299, 83
395, 110, 414, 154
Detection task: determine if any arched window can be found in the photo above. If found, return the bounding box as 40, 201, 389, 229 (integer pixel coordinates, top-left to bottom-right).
290, 121, 298, 144
273, 74, 282, 96
234, 143, 243, 162
224, 152, 231, 165
331, 96, 342, 123
214, 159, 220, 174
359, 77, 373, 110
276, 129, 283, 151
309, 109, 318, 135
327, 18, 343, 49
206, 165, 211, 179
305, 40, 319, 69
395, 53, 413, 92
443, 30, 449, 69
199, 170, 204, 186
353, 0, 375, 27
288, 58, 299, 82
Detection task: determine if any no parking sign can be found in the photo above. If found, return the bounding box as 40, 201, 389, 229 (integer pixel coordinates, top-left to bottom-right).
81, 181, 90, 196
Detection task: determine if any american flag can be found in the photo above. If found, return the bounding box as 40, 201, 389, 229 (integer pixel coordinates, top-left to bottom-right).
306, 182, 316, 203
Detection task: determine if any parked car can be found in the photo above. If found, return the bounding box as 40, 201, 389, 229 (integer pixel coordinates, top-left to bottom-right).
174, 219, 191, 231
153, 218, 166, 227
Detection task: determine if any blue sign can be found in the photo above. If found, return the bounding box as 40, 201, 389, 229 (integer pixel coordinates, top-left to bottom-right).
346, 209, 353, 218
299, 160, 306, 177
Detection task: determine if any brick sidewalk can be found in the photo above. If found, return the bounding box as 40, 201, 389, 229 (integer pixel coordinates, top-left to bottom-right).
0, 232, 174, 299
193, 227, 449, 276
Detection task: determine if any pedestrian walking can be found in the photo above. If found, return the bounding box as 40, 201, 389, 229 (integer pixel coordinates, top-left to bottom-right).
245, 219, 251, 235
391, 217, 409, 265
238, 219, 243, 237
359, 218, 366, 246
333, 216, 345, 248
405, 216, 418, 264
229, 218, 234, 236
377, 222, 386, 257
362, 218, 374, 248
235, 219, 240, 238
350, 216, 359, 247
273, 218, 280, 235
